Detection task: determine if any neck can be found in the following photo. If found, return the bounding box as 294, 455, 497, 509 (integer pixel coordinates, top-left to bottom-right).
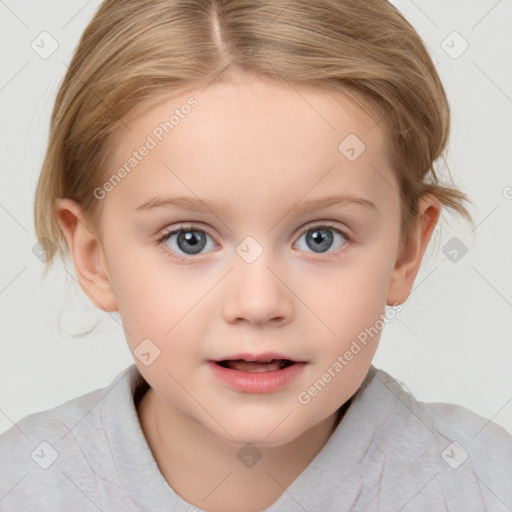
136, 388, 346, 512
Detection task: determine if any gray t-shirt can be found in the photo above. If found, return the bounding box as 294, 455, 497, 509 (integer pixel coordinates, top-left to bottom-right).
1, 364, 511, 511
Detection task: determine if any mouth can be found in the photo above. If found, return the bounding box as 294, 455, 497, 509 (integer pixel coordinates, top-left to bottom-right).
214, 359, 296, 372
207, 353, 306, 393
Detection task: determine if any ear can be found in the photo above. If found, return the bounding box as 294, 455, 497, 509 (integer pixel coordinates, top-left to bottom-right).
54, 198, 118, 312
386, 194, 442, 306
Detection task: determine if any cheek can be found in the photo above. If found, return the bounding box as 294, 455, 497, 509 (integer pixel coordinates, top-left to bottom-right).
108, 254, 216, 354
301, 255, 396, 411
313, 254, 395, 337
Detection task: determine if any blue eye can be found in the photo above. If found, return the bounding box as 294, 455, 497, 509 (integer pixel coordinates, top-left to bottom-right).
159, 226, 216, 259
294, 224, 348, 255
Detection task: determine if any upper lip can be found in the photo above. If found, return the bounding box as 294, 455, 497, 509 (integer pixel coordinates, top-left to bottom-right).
210, 352, 304, 363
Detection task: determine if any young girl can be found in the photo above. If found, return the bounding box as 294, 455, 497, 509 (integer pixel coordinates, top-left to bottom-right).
1, 0, 511, 511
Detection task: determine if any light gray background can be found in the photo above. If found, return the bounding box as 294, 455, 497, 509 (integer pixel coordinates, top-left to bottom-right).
1, 0, 511, 435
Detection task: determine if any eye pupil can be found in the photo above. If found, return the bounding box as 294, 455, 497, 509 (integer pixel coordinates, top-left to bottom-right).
184, 232, 198, 244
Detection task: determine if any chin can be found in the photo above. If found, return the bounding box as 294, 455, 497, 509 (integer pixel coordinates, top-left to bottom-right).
206, 416, 307, 448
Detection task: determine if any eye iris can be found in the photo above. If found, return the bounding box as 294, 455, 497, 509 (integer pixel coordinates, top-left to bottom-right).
307, 228, 333, 253
177, 230, 206, 254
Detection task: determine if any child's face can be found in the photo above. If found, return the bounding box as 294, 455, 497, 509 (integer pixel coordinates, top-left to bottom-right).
80, 74, 425, 445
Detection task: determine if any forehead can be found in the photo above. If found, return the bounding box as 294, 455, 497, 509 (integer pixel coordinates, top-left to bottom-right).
103, 75, 397, 218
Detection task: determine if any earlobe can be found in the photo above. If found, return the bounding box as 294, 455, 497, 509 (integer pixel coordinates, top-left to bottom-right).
386, 194, 442, 306
54, 198, 118, 313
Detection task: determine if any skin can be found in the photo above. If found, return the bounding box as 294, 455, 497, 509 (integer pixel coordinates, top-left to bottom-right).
55, 73, 441, 512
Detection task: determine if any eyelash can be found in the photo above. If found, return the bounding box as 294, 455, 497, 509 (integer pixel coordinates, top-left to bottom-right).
156, 223, 352, 263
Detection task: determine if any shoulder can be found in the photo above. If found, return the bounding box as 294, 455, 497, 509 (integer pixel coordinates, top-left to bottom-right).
358, 367, 512, 509
0, 380, 109, 460
0, 387, 104, 510
0, 365, 141, 511
424, 398, 512, 474
419, 394, 512, 510
369, 366, 512, 448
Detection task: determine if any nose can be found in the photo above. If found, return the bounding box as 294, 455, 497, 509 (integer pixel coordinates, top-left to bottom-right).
222, 253, 294, 327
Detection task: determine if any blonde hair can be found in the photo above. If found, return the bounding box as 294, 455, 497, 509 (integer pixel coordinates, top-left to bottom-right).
34, 0, 474, 276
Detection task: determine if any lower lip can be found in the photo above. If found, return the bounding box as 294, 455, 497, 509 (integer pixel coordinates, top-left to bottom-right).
206, 361, 306, 393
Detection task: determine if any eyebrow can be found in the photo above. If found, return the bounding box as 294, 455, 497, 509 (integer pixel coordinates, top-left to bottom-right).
134, 194, 378, 216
